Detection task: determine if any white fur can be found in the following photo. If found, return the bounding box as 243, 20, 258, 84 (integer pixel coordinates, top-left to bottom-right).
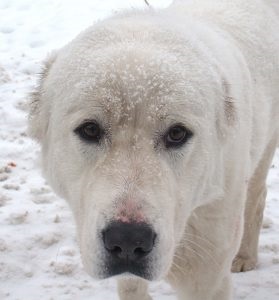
29, 0, 279, 299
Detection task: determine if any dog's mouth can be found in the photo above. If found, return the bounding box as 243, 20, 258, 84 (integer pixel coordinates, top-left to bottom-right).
103, 256, 153, 280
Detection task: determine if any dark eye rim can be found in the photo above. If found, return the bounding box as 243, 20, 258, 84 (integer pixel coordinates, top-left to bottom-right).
164, 124, 193, 149
74, 120, 104, 143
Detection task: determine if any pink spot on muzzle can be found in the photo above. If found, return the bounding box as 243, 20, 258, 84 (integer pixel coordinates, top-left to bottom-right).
116, 200, 145, 223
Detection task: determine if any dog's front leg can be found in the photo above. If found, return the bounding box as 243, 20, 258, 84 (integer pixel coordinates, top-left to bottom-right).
232, 137, 278, 272
181, 276, 232, 300
167, 197, 245, 300
171, 273, 232, 300
117, 278, 152, 300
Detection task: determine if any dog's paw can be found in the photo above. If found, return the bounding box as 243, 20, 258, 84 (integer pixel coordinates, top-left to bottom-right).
231, 255, 257, 273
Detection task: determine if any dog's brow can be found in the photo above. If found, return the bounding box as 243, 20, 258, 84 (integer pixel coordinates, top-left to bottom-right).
64, 103, 104, 117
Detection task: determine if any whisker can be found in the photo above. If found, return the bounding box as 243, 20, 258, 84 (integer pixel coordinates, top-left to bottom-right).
175, 236, 219, 269
183, 233, 217, 250
174, 245, 207, 266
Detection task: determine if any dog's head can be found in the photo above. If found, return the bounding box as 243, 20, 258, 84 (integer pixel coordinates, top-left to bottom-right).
29, 14, 238, 280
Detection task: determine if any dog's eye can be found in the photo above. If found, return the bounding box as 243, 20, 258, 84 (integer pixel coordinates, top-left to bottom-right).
74, 121, 103, 143
164, 124, 193, 148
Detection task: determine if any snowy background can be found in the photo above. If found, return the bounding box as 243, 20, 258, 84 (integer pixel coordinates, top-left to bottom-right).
0, 0, 278, 299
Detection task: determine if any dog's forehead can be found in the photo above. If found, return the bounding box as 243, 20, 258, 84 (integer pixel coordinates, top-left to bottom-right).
93, 53, 175, 123
58, 46, 206, 126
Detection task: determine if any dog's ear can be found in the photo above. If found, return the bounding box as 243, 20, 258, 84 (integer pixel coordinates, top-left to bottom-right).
222, 79, 236, 127
216, 78, 237, 141
28, 51, 57, 142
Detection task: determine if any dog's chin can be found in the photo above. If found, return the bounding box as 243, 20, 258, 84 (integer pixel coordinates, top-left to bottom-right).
105, 271, 154, 281
84, 267, 156, 281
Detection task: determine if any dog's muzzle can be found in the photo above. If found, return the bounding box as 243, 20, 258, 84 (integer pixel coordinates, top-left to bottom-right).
102, 221, 156, 279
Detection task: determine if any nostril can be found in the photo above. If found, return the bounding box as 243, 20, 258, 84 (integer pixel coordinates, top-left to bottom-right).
133, 247, 149, 258
107, 245, 122, 256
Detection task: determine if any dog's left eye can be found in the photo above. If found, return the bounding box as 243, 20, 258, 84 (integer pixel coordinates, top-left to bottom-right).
164, 124, 193, 149
74, 121, 103, 143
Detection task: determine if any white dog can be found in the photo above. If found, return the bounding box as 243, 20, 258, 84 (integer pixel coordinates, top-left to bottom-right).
29, 0, 279, 299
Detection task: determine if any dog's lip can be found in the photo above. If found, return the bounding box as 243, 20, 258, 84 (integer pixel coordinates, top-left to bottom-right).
103, 258, 153, 280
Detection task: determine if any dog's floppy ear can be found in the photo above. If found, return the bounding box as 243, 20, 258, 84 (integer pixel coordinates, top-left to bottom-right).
222, 79, 236, 126
216, 78, 237, 141
28, 51, 57, 142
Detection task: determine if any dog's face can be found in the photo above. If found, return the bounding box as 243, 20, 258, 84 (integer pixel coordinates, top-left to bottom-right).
29, 20, 234, 281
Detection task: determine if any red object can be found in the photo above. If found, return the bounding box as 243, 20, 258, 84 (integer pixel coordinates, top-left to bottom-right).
8, 162, 17, 167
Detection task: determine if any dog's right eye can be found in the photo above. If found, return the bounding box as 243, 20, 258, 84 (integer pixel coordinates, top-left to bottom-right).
164, 124, 193, 149
74, 121, 103, 143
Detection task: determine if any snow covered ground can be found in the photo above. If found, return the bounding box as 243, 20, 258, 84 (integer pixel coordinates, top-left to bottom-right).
0, 0, 278, 299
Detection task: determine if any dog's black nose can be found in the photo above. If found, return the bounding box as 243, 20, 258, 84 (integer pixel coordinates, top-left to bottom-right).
103, 222, 156, 262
